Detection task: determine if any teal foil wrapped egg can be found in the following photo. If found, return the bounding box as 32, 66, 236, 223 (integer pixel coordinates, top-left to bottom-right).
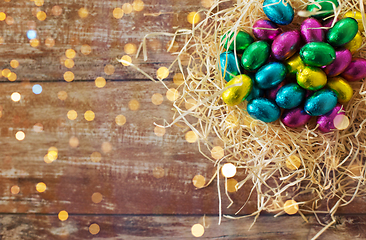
241, 41, 270, 71
255, 62, 287, 89
247, 98, 281, 122
304, 89, 338, 116
275, 83, 306, 109
307, 0, 339, 19
263, 0, 294, 25
327, 17, 358, 47
245, 74, 264, 101
297, 66, 327, 91
300, 42, 336, 67
222, 74, 253, 106
221, 30, 254, 53
219, 51, 241, 82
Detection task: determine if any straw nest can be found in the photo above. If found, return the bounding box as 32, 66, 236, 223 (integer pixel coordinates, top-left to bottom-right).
123, 0, 366, 238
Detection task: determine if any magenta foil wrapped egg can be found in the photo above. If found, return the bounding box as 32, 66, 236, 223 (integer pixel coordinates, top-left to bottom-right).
341, 58, 366, 81
281, 107, 312, 128
265, 81, 286, 101
252, 20, 282, 41
272, 30, 301, 61
323, 17, 337, 32
323, 48, 352, 77
301, 18, 324, 43
317, 104, 345, 132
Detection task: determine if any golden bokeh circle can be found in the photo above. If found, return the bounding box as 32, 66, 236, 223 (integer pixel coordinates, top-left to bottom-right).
192, 175, 205, 188
92, 192, 103, 203
58, 91, 68, 100
104, 64, 115, 75
69, 136, 79, 148
122, 3, 133, 14
154, 126, 166, 137
151, 93, 163, 105
10, 59, 19, 68
226, 178, 238, 193
58, 210, 69, 221
11, 185, 20, 195
63, 71, 75, 82
284, 199, 299, 215
185, 98, 197, 110
124, 43, 137, 55
101, 142, 112, 153
166, 88, 179, 102
128, 99, 140, 111
120, 55, 132, 66
211, 146, 224, 160
185, 131, 198, 143
173, 73, 184, 85
95, 77, 106, 88
78, 8, 89, 18
67, 110, 77, 120
91, 152, 102, 162
191, 224, 204, 237
81, 44, 92, 55
65, 49, 76, 59
84, 110, 95, 121
89, 223, 100, 235
36, 182, 47, 193
115, 115, 126, 126
113, 8, 124, 19
36, 11, 47, 21
221, 163, 236, 178
133, 0, 144, 11
157, 67, 169, 79
187, 12, 201, 24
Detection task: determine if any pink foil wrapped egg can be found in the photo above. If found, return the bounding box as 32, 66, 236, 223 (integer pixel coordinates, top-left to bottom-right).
300, 18, 324, 43
341, 58, 366, 81
272, 30, 301, 61
252, 20, 282, 41
322, 17, 337, 32
281, 107, 312, 128
323, 48, 352, 77
317, 104, 345, 132
265, 81, 286, 101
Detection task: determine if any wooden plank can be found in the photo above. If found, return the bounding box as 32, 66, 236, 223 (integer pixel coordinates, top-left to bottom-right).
0, 214, 365, 239
0, 0, 211, 82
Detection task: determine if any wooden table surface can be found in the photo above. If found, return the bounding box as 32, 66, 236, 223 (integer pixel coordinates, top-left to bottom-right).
0, 0, 366, 239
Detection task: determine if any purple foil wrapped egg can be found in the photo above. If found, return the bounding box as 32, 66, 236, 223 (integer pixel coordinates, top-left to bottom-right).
253, 20, 282, 41
272, 30, 301, 61
317, 104, 345, 132
301, 18, 324, 43
323, 17, 337, 32
341, 58, 366, 82
265, 80, 286, 101
281, 107, 312, 128
323, 48, 352, 77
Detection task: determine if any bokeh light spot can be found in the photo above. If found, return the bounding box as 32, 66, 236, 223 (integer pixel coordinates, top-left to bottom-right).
89, 223, 100, 235
11, 92, 21, 102
91, 152, 102, 162
128, 99, 140, 111
154, 126, 166, 136
221, 163, 236, 178
151, 93, 163, 105
104, 64, 115, 75
27, 30, 37, 39
191, 224, 204, 237
8, 72, 17, 81
226, 178, 238, 193
34, 0, 44, 7
166, 88, 179, 101
10, 59, 19, 68
30, 39, 39, 47
185, 131, 198, 143
65, 49, 76, 59
173, 73, 184, 85
211, 146, 224, 160
192, 175, 205, 188
187, 12, 200, 24
58, 91, 67, 100
133, 0, 144, 11
33, 123, 43, 132
101, 142, 112, 153
185, 98, 197, 110
0, 12, 6, 21
84, 110, 95, 121
5, 16, 14, 25
11, 185, 20, 195
58, 210, 69, 221
157, 67, 169, 79
2, 69, 10, 77
115, 115, 126, 126
36, 182, 46, 192
284, 199, 299, 215
334, 115, 350, 130
81, 44, 91, 55
64, 59, 74, 68
36, 11, 47, 21
153, 167, 165, 178
95, 77, 106, 88
15, 131, 25, 141
124, 43, 137, 55
122, 3, 133, 14
92, 192, 103, 203
69, 136, 79, 148
52, 6, 63, 16
113, 8, 124, 19
63, 71, 74, 82
78, 8, 89, 18
67, 110, 77, 120
32, 84, 42, 94
120, 55, 132, 66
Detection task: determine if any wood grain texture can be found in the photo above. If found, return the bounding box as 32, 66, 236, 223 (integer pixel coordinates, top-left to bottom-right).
0, 214, 366, 239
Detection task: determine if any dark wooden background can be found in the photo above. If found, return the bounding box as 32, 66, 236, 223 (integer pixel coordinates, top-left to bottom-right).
0, 0, 366, 239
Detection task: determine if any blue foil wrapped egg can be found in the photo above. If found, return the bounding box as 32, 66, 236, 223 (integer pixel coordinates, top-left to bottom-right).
219, 51, 241, 82
275, 83, 306, 109
263, 0, 294, 25
255, 62, 287, 89
247, 98, 281, 122
304, 89, 338, 116
281, 107, 312, 128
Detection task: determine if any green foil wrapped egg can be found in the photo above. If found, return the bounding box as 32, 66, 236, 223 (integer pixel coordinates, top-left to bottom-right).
307, 0, 339, 19
300, 42, 336, 67
297, 66, 327, 91
327, 76, 353, 103
327, 17, 358, 47
286, 53, 305, 75
241, 41, 270, 71
222, 74, 253, 106
221, 30, 254, 53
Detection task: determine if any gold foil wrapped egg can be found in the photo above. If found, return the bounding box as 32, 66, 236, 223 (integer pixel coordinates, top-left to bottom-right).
344, 11, 364, 31
297, 66, 327, 91
222, 74, 253, 106
327, 76, 353, 103
345, 31, 362, 54
286, 54, 305, 75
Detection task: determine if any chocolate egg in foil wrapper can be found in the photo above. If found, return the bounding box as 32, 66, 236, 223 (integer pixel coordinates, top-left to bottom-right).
281, 107, 312, 128
317, 104, 345, 132
275, 83, 306, 109
222, 74, 253, 106
247, 98, 281, 123
323, 48, 352, 77
327, 17, 358, 47
304, 89, 338, 116
263, 0, 294, 25
252, 19, 282, 41
297, 66, 327, 91
272, 30, 301, 61
327, 76, 353, 103
300, 42, 336, 67
219, 51, 241, 82
341, 58, 366, 82
241, 41, 270, 71
300, 18, 324, 43
255, 62, 287, 89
